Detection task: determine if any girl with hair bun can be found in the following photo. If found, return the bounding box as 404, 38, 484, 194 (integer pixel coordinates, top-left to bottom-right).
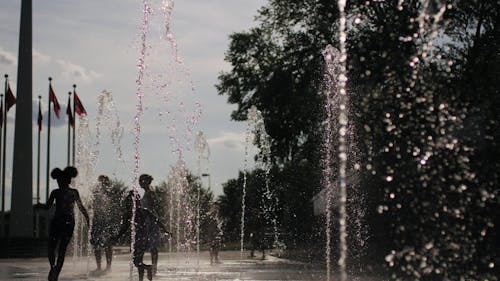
40, 166, 89, 281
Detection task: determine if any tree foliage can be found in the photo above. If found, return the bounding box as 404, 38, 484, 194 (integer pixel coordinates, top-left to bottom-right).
218, 0, 499, 279
217, 170, 267, 244
154, 172, 217, 250
217, 0, 341, 165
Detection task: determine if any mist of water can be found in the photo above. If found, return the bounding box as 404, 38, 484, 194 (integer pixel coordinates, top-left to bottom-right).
248, 106, 280, 249
321, 45, 340, 281
164, 159, 195, 253
240, 106, 281, 259
240, 119, 251, 262
194, 131, 210, 268
68, 90, 126, 276
131, 2, 202, 272
336, 1, 349, 280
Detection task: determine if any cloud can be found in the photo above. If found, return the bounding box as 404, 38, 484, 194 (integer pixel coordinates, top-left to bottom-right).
207, 131, 246, 150
33, 49, 51, 64
31, 98, 70, 128
55, 59, 101, 82
0, 0, 265, 197
0, 46, 101, 82
3, 98, 69, 130
0, 47, 16, 65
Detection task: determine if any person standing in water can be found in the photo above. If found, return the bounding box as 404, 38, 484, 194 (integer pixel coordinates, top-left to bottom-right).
204, 204, 223, 265
114, 190, 169, 281
90, 175, 122, 272
36, 166, 89, 281
138, 174, 162, 275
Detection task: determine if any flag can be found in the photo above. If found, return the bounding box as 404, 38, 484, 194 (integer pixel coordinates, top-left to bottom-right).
66, 96, 74, 128
73, 91, 87, 116
38, 101, 43, 132
49, 85, 60, 118
6, 83, 16, 112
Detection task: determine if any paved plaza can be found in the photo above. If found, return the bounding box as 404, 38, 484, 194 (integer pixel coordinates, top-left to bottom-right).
0, 250, 381, 281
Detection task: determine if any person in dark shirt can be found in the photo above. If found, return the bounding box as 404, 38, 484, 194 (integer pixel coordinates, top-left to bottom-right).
90, 175, 121, 272
37, 166, 89, 281
138, 174, 161, 275
206, 215, 222, 264
114, 190, 169, 281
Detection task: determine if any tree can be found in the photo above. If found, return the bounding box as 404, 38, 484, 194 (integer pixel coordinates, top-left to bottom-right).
217, 0, 339, 166
218, 0, 498, 279
217, 0, 340, 251
347, 0, 499, 278
155, 172, 216, 251
217, 174, 243, 243
218, 169, 279, 246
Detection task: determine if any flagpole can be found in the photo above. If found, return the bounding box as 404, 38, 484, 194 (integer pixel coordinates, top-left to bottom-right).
36, 95, 41, 204
66, 92, 71, 166
72, 85, 76, 166
46, 77, 52, 202
35, 95, 41, 238
0, 93, 3, 238
1, 75, 9, 237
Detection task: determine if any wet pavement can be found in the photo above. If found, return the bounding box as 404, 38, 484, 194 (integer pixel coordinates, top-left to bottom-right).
0, 250, 379, 281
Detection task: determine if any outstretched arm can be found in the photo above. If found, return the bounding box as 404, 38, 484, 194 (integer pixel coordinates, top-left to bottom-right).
110, 208, 132, 243
75, 191, 90, 225
35, 190, 56, 210
144, 208, 170, 236
157, 219, 170, 236
114, 217, 130, 241
46, 191, 56, 208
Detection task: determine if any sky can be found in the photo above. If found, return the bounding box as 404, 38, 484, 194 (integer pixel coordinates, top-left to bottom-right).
0, 0, 266, 208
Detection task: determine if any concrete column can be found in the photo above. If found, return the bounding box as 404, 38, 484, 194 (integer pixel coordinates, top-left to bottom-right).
10, 0, 33, 238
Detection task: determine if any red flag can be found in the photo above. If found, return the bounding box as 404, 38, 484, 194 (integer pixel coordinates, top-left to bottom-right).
66, 96, 74, 128
49, 85, 60, 118
73, 91, 86, 116
6, 83, 16, 112
37, 101, 43, 132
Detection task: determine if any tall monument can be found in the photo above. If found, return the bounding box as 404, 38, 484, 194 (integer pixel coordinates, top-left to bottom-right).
10, 0, 33, 237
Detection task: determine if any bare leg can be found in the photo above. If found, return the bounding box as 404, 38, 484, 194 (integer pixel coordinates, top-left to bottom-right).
138, 266, 145, 281
145, 264, 153, 280
134, 251, 146, 281
105, 245, 113, 270
215, 247, 220, 263
209, 248, 214, 265
151, 248, 158, 275
94, 247, 102, 270
47, 236, 58, 281
53, 236, 71, 280
136, 264, 153, 281
48, 236, 57, 268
